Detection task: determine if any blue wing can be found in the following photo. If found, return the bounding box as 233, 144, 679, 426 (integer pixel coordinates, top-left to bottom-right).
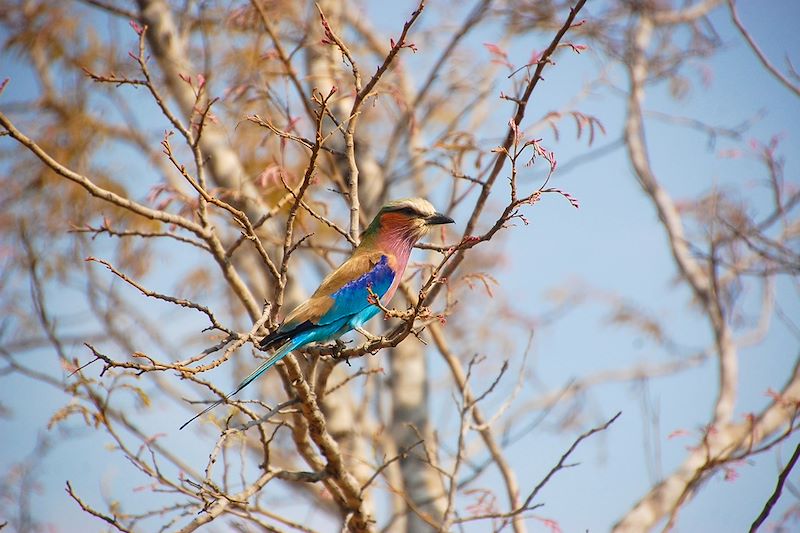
319, 254, 394, 328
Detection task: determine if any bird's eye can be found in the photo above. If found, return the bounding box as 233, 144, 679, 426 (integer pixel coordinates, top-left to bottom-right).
395, 206, 420, 217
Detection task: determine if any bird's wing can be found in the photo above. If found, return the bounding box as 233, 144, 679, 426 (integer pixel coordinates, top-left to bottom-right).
319, 253, 395, 325
278, 251, 395, 331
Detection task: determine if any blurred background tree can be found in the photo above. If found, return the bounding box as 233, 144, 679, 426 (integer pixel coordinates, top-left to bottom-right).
1, 0, 798, 531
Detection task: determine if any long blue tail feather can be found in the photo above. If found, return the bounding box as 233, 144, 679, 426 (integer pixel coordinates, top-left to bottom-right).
179, 339, 297, 430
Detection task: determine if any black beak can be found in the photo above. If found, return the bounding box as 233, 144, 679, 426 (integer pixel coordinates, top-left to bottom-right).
426, 212, 455, 225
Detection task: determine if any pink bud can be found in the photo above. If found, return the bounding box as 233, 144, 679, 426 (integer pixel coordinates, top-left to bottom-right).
129, 20, 143, 35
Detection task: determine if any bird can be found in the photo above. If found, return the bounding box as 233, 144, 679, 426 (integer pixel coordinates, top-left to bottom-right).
180, 198, 454, 429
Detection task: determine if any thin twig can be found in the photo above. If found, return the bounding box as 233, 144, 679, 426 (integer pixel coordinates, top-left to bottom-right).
750, 441, 800, 532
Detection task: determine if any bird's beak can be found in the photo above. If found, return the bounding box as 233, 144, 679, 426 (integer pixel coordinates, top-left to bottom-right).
425, 212, 455, 226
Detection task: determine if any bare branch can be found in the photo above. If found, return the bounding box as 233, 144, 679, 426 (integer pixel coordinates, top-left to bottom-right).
750, 441, 800, 532
727, 0, 800, 98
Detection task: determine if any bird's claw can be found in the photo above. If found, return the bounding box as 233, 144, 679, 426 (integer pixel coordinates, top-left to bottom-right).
333, 339, 350, 366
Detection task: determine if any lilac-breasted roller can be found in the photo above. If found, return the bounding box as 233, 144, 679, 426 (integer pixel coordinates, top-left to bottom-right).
181, 198, 454, 428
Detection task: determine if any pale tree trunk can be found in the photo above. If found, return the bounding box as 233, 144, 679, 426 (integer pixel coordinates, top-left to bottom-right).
390, 341, 447, 531
136, 0, 251, 209
305, 0, 386, 212
137, 0, 283, 301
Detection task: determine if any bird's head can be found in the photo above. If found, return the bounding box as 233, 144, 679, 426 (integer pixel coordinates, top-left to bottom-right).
365, 198, 454, 245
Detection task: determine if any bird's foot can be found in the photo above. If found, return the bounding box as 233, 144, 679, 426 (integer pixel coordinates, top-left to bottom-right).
333, 338, 350, 366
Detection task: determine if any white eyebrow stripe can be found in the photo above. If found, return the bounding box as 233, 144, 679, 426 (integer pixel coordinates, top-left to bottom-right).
383, 198, 437, 217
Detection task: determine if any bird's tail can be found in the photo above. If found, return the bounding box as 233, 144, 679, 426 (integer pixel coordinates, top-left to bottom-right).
179, 339, 297, 430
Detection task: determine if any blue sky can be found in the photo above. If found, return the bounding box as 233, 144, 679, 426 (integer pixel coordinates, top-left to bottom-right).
1, 1, 799, 531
